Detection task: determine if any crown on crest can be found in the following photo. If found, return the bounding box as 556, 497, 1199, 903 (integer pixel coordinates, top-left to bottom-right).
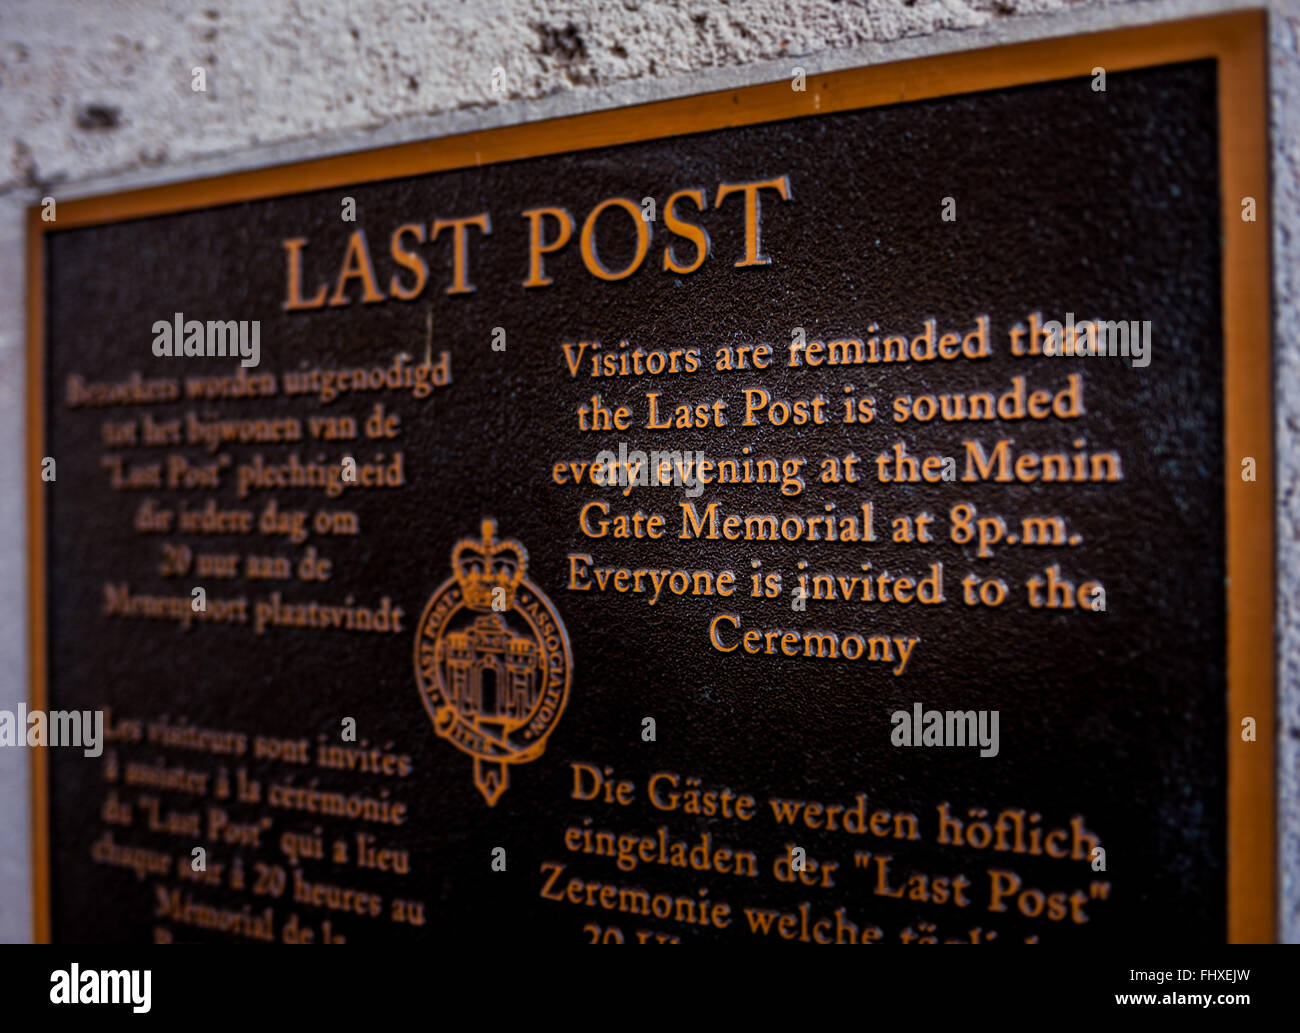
453, 519, 527, 612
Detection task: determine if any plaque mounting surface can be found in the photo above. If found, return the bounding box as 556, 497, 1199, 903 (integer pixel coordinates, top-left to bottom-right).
27, 12, 1272, 944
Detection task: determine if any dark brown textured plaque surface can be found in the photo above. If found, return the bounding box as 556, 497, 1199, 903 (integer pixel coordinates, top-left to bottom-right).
28, 14, 1273, 943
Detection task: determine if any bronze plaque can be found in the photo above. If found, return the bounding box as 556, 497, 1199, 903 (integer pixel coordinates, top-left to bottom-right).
27, 13, 1273, 943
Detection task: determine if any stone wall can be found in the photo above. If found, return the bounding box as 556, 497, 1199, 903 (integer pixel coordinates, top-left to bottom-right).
1, 0, 1295, 942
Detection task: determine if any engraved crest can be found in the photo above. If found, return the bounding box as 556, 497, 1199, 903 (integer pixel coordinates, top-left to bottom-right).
414, 520, 572, 805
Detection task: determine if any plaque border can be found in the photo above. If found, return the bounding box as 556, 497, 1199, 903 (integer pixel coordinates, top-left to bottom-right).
25, 10, 1274, 943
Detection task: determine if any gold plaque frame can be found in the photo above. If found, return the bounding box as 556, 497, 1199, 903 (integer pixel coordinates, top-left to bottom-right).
26, 11, 1273, 942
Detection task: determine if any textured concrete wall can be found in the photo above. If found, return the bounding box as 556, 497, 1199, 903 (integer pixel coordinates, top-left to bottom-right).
0, 0, 1144, 192
1276, 0, 1300, 950
1, 0, 1295, 943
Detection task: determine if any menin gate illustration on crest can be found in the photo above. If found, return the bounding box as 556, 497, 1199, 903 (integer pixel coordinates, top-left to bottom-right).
414, 520, 572, 805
